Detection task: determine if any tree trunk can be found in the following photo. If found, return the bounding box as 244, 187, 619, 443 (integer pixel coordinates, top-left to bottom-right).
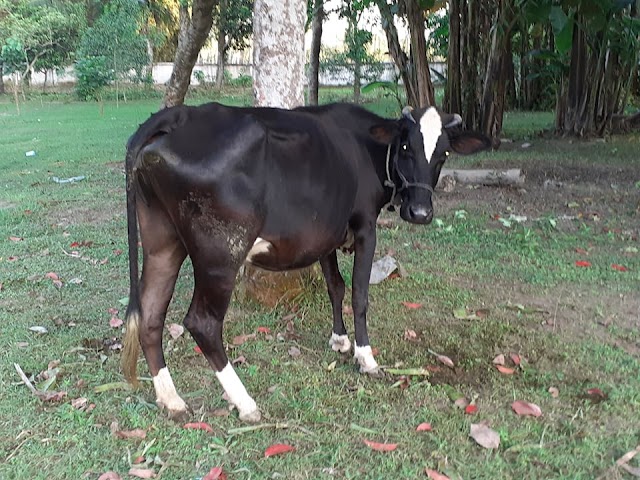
215, 33, 226, 88
353, 55, 361, 103
375, 0, 419, 108
0, 61, 5, 95
444, 0, 462, 114
163, 0, 218, 108
307, 0, 324, 106
253, 0, 306, 108
248, 0, 312, 307
405, 0, 435, 107
437, 168, 524, 188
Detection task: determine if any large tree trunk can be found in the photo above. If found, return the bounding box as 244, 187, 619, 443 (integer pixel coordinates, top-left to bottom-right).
163, 0, 218, 108
405, 0, 435, 107
215, 0, 227, 89
480, 0, 514, 145
375, 0, 419, 108
247, 0, 311, 307
308, 0, 324, 105
253, 0, 306, 108
444, 0, 462, 114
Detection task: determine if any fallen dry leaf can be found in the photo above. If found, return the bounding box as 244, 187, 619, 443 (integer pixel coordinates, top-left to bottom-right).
114, 428, 147, 439
288, 346, 301, 358
585, 387, 608, 403
611, 263, 628, 272
71, 397, 88, 410
492, 354, 505, 365
464, 404, 478, 415
256, 326, 271, 334
548, 387, 559, 398
232, 333, 255, 346
436, 354, 455, 368
511, 400, 542, 417
470, 423, 500, 449
404, 329, 419, 341
425, 469, 451, 480
9, 236, 23, 242
97, 472, 122, 480
264, 443, 296, 457
128, 468, 155, 479
194, 345, 203, 354
203, 467, 227, 480
45, 272, 59, 281
183, 422, 214, 433
109, 317, 123, 328
38, 390, 67, 402
453, 397, 470, 409
167, 323, 184, 339
416, 422, 433, 432
363, 439, 398, 452
575, 260, 592, 267
232, 355, 246, 365
495, 365, 515, 375
510, 353, 522, 366
402, 301, 423, 310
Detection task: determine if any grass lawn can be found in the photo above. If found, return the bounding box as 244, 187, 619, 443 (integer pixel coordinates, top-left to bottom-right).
0, 88, 639, 480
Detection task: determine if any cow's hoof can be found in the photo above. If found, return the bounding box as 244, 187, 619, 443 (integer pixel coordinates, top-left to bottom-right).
163, 403, 191, 422
329, 333, 351, 353
354, 344, 380, 375
239, 408, 262, 423
361, 366, 385, 378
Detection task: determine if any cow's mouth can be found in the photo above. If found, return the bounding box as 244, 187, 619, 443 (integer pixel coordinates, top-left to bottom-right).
400, 203, 433, 224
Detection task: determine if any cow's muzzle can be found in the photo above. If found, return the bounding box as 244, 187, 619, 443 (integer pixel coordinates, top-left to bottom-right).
401, 204, 433, 224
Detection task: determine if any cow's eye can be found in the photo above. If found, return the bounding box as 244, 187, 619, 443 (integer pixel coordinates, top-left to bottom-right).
402, 144, 408, 151
445, 151, 450, 157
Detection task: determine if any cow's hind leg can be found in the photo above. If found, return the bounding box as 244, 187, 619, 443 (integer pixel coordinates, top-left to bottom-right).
185, 256, 260, 423
320, 251, 351, 353
138, 201, 188, 418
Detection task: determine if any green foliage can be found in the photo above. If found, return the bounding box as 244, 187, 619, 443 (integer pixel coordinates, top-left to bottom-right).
1, 38, 25, 75
227, 73, 252, 88
74, 55, 114, 101
425, 9, 449, 59
76, 0, 149, 94
215, 0, 253, 56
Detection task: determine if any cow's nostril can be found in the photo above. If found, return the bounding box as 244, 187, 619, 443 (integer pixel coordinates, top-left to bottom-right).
409, 205, 431, 221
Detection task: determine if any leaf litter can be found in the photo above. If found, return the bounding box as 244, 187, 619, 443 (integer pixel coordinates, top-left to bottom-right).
470, 422, 500, 449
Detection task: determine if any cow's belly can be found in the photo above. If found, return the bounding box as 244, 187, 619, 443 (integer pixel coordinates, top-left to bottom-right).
245, 229, 346, 271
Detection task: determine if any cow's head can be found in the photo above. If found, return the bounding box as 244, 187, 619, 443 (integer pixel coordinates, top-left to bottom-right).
371, 107, 491, 224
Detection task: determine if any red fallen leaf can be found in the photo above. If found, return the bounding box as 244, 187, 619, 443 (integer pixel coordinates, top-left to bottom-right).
98, 472, 122, 480
495, 365, 515, 375
611, 264, 628, 272
232, 333, 255, 346
194, 345, 203, 354
256, 326, 271, 334
110, 317, 124, 328
45, 272, 59, 281
183, 422, 214, 433
416, 422, 433, 432
509, 353, 521, 366
203, 467, 227, 480
107, 307, 119, 315
7, 256, 18, 261
511, 400, 542, 417
9, 236, 23, 242
128, 468, 155, 479
575, 260, 592, 267
402, 301, 423, 310
264, 443, 296, 457
575, 247, 589, 255
132, 456, 145, 465
363, 439, 398, 452
436, 354, 455, 368
38, 391, 67, 402
70, 241, 80, 248
425, 469, 451, 480
585, 387, 608, 402
464, 404, 478, 415
114, 428, 147, 439
113, 249, 123, 255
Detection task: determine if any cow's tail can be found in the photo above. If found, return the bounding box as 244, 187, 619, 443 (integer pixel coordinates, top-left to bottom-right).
122, 143, 142, 388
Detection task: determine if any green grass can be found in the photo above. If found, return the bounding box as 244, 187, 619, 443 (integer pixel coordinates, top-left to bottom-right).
1, 90, 639, 480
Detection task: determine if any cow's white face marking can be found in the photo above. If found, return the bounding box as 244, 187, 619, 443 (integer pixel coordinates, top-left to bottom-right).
216, 363, 260, 422
246, 237, 272, 263
354, 343, 379, 374
419, 107, 443, 164
153, 367, 188, 414
329, 332, 351, 353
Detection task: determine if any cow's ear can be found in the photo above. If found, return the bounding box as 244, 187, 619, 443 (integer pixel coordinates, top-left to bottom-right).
449, 131, 492, 155
369, 122, 399, 145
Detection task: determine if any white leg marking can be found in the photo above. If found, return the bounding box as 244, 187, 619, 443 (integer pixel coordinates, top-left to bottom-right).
153, 367, 188, 414
354, 343, 379, 374
246, 237, 272, 263
216, 363, 260, 423
419, 107, 443, 164
329, 332, 352, 353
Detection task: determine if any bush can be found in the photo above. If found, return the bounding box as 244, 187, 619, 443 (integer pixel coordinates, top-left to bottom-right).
74, 56, 113, 101
228, 73, 252, 88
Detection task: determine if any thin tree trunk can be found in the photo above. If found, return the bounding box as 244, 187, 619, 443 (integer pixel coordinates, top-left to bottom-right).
308, 0, 324, 105
215, 30, 226, 89
163, 0, 218, 108
375, 0, 418, 108
444, 0, 461, 114
0, 61, 5, 95
253, 0, 306, 108
405, 0, 435, 107
354, 55, 361, 103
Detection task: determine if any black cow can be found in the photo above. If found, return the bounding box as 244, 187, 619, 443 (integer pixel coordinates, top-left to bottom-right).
122, 102, 490, 422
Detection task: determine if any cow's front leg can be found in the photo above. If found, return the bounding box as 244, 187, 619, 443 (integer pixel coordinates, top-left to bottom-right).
185, 265, 260, 423
351, 224, 380, 374
320, 251, 351, 353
